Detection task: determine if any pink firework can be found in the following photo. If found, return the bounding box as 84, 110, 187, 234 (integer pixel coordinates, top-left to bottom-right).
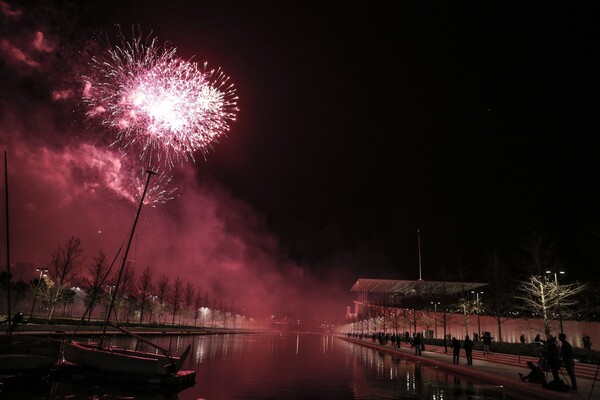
83, 32, 238, 167
131, 167, 176, 206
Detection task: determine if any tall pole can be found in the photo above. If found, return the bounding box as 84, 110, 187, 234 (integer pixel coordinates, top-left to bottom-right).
477, 292, 481, 339
431, 301, 439, 339
554, 272, 563, 334
100, 170, 156, 345
4, 151, 11, 328
29, 267, 47, 319
417, 229, 422, 280
471, 290, 482, 339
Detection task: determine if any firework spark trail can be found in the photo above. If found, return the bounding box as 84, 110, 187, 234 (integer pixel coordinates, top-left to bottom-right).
133, 167, 176, 206
83, 33, 238, 167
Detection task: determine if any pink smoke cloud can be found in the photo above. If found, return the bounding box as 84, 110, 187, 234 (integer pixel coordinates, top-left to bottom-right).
0, 38, 39, 68
0, 0, 21, 18
32, 31, 54, 52
0, 2, 353, 325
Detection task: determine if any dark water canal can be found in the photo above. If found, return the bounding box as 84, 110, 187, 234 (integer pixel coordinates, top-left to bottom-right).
2, 333, 528, 399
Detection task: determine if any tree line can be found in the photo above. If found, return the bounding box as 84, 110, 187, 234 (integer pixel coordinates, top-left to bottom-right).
0, 236, 247, 328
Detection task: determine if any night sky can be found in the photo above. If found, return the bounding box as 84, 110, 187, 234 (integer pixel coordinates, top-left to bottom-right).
1, 1, 599, 322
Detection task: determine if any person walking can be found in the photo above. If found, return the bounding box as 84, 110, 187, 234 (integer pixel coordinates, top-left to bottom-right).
559, 333, 577, 391
452, 337, 461, 364
414, 332, 422, 356
482, 331, 492, 354
463, 334, 474, 365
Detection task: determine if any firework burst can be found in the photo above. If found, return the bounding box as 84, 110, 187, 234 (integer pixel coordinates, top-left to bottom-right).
83, 31, 238, 167
133, 167, 176, 206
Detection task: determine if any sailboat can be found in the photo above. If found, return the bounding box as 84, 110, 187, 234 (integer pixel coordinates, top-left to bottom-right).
1, 151, 61, 374
61, 170, 194, 384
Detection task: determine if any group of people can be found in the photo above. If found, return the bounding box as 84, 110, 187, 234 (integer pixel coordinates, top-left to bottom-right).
348, 329, 580, 392
448, 331, 492, 365
451, 335, 474, 364
520, 333, 577, 392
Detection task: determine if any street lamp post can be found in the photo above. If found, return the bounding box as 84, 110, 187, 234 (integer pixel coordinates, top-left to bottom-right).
546, 270, 565, 334
471, 290, 483, 339
29, 267, 48, 319
431, 301, 440, 339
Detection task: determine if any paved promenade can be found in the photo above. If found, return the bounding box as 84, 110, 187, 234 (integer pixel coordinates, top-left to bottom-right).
338, 336, 599, 400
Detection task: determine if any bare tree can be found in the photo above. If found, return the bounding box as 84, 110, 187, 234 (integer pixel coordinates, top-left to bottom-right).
183, 282, 194, 326
170, 277, 183, 325
115, 263, 136, 322
137, 266, 154, 324
156, 274, 170, 324
193, 290, 203, 326
46, 237, 83, 320
81, 251, 111, 322
522, 233, 556, 277
485, 252, 515, 342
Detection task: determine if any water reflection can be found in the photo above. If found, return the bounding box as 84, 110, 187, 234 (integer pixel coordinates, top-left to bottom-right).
1, 333, 525, 399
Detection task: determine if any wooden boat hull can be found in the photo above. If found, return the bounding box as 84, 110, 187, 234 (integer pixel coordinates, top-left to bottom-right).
0, 335, 61, 373
63, 341, 178, 376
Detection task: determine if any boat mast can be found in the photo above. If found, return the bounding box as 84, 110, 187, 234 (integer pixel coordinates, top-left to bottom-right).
4, 151, 12, 330
99, 170, 156, 346
417, 229, 423, 281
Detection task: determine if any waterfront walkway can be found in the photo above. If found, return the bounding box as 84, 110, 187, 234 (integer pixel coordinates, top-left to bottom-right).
338, 336, 599, 400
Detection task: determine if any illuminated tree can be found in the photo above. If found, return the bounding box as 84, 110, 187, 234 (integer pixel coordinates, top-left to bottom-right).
518, 233, 586, 337
517, 275, 585, 337
455, 296, 475, 336
46, 237, 83, 320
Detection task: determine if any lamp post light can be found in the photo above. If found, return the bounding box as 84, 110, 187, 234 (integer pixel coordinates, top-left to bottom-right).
29, 267, 48, 319
546, 270, 565, 334
431, 301, 440, 339
471, 290, 483, 339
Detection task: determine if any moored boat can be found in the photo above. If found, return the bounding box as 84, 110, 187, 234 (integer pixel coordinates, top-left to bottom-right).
59, 171, 194, 387
62, 340, 183, 376
0, 334, 61, 373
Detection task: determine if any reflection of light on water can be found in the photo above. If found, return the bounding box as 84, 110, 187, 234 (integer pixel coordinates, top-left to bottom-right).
320, 334, 334, 356
195, 338, 205, 364
222, 333, 230, 357
296, 334, 300, 355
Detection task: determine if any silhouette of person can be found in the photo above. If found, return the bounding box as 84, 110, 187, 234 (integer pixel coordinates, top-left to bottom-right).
519, 361, 545, 384
559, 333, 577, 391
452, 337, 461, 364
583, 334, 592, 350
482, 331, 492, 354
545, 336, 561, 384
414, 332, 422, 356
463, 335, 474, 365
